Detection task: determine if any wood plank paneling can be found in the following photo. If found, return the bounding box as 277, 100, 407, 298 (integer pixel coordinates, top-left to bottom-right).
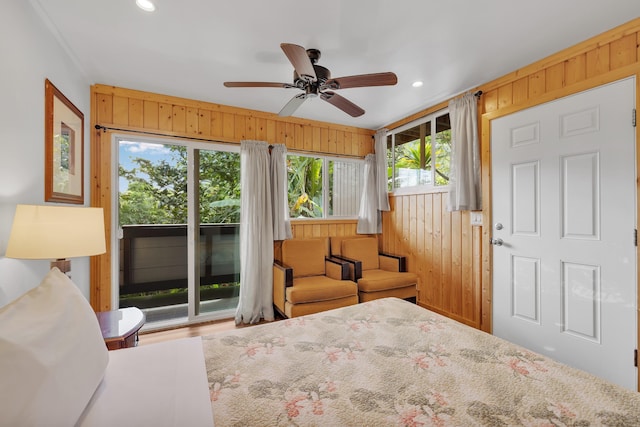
143, 100, 159, 129
129, 99, 143, 128
565, 55, 587, 86
172, 105, 186, 133
222, 113, 234, 139
113, 96, 128, 125
211, 111, 222, 137
198, 110, 211, 137
586, 45, 611, 78
610, 34, 637, 69
383, 192, 483, 328
545, 62, 565, 92
234, 113, 245, 140
497, 85, 513, 109
158, 103, 172, 131
244, 115, 255, 140
186, 107, 198, 135
95, 93, 113, 124
450, 210, 462, 315
528, 70, 546, 98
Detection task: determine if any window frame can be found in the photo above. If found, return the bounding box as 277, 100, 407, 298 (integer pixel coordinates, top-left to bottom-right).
387, 107, 451, 195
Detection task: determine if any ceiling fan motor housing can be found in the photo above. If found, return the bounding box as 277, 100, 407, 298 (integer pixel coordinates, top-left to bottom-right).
294, 64, 331, 95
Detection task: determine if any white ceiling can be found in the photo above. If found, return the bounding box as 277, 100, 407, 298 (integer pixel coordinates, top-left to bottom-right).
30, 0, 640, 130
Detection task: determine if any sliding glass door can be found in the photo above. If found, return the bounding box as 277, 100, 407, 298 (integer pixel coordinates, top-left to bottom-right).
116, 137, 240, 329
196, 148, 240, 316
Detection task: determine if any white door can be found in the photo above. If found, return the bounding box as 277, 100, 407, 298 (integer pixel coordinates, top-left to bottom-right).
491, 77, 637, 390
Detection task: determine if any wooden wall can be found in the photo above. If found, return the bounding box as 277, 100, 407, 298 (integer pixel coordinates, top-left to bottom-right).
274, 219, 360, 261
382, 18, 640, 332
90, 84, 374, 311
382, 191, 483, 328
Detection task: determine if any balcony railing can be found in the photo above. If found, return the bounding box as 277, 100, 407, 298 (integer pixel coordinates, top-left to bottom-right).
119, 223, 240, 309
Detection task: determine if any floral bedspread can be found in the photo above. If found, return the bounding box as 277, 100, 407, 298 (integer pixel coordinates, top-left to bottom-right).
202, 298, 640, 426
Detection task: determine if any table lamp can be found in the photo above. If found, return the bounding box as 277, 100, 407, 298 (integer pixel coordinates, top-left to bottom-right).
5, 204, 106, 276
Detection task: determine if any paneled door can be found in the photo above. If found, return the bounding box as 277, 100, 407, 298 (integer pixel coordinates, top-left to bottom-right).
491, 77, 637, 390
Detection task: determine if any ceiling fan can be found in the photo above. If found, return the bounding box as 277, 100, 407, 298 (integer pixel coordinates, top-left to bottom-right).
224, 43, 398, 118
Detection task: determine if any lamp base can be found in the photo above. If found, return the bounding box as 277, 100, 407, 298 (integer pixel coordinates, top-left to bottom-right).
51, 259, 71, 276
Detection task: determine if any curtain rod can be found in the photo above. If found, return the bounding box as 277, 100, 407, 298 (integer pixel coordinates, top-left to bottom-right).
94, 124, 365, 159
94, 124, 239, 145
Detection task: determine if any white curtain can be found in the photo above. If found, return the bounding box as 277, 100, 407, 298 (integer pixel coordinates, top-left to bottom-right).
356, 154, 381, 234
448, 92, 481, 211
357, 130, 390, 234
375, 129, 390, 212
270, 144, 292, 240
235, 141, 275, 324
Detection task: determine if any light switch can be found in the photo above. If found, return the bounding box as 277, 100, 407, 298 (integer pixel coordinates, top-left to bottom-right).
470, 211, 483, 226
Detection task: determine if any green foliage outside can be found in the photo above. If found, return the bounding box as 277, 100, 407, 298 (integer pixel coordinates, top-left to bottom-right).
388, 129, 452, 188
118, 144, 241, 306
119, 145, 240, 226
287, 155, 323, 218
119, 146, 345, 224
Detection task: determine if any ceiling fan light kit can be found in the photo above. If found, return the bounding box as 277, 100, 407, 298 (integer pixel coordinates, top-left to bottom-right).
224, 43, 397, 118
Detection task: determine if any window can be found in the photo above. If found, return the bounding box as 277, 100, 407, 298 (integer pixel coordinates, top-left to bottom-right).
387, 110, 451, 191
287, 154, 364, 219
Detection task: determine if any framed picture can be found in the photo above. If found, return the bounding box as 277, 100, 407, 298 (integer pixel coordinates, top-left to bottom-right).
45, 79, 84, 204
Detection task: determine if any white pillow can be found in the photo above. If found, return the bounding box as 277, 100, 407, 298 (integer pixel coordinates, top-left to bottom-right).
0, 268, 109, 427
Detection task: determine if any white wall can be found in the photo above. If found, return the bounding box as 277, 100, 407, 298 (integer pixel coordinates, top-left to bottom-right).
0, 0, 92, 306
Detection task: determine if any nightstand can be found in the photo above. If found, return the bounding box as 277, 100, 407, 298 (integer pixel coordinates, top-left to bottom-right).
96, 307, 146, 350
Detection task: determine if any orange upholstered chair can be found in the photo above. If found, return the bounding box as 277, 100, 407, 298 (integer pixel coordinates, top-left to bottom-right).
273, 237, 359, 318
332, 236, 417, 303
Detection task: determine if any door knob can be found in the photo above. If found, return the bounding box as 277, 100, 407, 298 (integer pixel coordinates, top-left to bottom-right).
490, 237, 504, 246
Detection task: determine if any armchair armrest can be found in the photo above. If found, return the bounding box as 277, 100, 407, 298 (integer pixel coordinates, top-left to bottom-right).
378, 253, 407, 272
332, 255, 363, 281
273, 260, 293, 314
325, 257, 350, 281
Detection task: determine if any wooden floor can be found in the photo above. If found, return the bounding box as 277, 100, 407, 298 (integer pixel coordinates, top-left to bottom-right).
138, 318, 237, 346
138, 315, 282, 346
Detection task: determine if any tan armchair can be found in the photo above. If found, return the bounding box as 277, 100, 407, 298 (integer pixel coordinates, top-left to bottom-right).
331, 236, 418, 303
273, 237, 359, 318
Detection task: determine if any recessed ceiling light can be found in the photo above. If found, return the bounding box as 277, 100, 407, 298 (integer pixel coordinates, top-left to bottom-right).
412, 81, 424, 88
136, 0, 156, 12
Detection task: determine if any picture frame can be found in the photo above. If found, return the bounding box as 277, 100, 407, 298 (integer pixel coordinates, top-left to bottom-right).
45, 79, 84, 204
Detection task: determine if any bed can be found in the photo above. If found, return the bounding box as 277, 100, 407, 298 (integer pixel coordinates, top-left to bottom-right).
3, 269, 640, 426
202, 297, 640, 426
0, 268, 212, 427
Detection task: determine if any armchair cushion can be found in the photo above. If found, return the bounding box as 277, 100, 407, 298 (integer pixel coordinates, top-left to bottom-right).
341, 237, 379, 271
286, 276, 358, 304
282, 238, 326, 278
358, 269, 418, 292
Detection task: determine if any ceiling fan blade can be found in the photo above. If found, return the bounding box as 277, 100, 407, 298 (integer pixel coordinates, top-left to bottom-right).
278, 93, 308, 117
320, 91, 365, 117
224, 81, 295, 88
280, 43, 316, 81
320, 72, 398, 90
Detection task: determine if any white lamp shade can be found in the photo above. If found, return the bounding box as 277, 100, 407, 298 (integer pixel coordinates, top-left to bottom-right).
5, 205, 106, 260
